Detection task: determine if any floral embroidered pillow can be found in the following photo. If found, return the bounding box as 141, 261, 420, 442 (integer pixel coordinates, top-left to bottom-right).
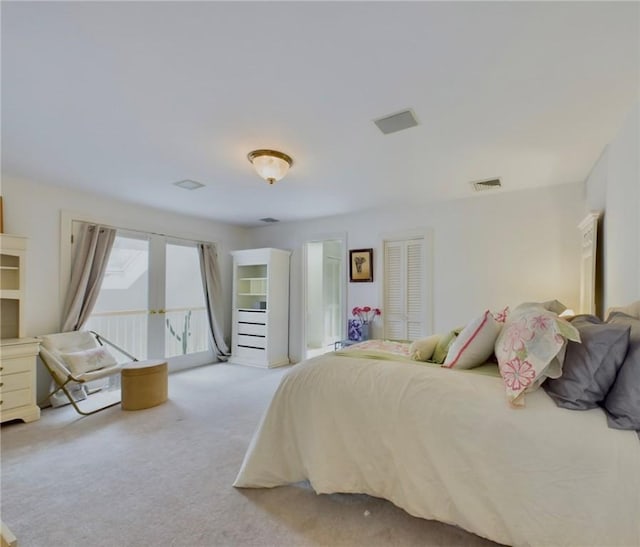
494, 303, 580, 405
492, 306, 509, 324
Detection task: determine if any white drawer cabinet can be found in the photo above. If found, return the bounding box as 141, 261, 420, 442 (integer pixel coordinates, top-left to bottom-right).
0, 337, 40, 423
237, 334, 266, 348
229, 248, 290, 368
1, 235, 40, 423
237, 322, 266, 337
233, 345, 268, 366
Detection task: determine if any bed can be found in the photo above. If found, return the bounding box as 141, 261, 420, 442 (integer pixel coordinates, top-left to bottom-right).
234, 332, 640, 546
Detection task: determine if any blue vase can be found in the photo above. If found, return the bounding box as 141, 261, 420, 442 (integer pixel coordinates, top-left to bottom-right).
348, 319, 361, 341
348, 319, 370, 342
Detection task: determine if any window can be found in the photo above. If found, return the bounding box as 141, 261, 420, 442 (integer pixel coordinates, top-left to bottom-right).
87, 234, 150, 360
164, 242, 208, 358
82, 227, 212, 368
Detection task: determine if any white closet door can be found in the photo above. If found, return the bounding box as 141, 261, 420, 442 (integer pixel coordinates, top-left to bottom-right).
384, 241, 406, 340
406, 239, 425, 339
383, 237, 427, 340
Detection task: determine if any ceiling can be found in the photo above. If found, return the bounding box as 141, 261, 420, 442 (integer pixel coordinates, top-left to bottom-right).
2, 2, 638, 227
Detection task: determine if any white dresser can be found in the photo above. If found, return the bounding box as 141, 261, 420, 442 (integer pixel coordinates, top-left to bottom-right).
0, 234, 40, 423
229, 248, 290, 368
1, 338, 40, 423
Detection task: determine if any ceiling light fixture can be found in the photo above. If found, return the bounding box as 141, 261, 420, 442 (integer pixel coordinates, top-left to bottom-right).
247, 149, 293, 185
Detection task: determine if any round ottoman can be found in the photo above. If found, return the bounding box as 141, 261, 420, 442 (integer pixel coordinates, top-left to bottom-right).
121, 359, 168, 411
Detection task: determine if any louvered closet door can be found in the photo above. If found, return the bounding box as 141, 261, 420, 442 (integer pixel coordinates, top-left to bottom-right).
383, 238, 426, 340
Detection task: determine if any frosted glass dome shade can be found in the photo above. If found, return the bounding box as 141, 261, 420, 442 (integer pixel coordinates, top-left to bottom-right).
247, 149, 293, 184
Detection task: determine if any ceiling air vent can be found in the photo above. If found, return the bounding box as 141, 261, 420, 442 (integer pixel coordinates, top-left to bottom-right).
373, 109, 419, 135
471, 178, 502, 192
259, 217, 279, 223
173, 179, 205, 190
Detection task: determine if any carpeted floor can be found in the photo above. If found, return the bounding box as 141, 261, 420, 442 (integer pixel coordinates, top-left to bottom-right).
1, 363, 501, 547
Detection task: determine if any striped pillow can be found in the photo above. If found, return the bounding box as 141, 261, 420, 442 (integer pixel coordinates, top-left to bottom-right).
443, 310, 501, 370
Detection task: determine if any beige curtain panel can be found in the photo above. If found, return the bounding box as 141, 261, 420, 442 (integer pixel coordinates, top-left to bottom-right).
198, 242, 229, 360
61, 223, 116, 332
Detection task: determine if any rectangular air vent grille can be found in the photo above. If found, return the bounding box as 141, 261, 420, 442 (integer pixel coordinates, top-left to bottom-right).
173, 179, 205, 190
471, 178, 502, 192
374, 109, 419, 135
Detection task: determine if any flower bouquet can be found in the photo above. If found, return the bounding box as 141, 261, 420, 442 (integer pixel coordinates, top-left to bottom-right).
349, 306, 381, 341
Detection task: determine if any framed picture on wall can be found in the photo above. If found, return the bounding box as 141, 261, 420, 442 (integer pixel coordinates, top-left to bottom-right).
349, 248, 373, 282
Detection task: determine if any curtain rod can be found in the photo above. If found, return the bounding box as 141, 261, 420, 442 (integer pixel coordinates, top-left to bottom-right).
77, 219, 218, 247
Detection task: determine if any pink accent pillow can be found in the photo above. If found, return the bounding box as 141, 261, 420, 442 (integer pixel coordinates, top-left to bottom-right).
492, 306, 509, 323
443, 310, 502, 370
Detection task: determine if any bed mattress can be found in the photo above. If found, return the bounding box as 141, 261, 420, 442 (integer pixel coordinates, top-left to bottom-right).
234, 353, 640, 546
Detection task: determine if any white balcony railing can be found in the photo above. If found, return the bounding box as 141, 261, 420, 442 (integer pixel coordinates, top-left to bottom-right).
85, 307, 209, 361
164, 307, 209, 357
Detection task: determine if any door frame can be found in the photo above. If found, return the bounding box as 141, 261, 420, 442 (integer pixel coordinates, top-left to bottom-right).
301, 232, 347, 360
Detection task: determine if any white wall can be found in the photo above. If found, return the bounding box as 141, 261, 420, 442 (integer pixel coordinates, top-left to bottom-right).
1, 175, 248, 398
585, 149, 608, 211
247, 182, 585, 363
584, 101, 640, 309
0, 172, 592, 389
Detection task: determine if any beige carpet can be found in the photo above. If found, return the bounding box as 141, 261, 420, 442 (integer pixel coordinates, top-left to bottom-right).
1, 364, 501, 547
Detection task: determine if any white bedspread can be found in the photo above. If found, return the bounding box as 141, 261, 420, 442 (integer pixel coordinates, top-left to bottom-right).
234, 354, 640, 547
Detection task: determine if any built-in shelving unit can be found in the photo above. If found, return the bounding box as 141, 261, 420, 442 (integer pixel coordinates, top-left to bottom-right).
0, 234, 40, 424
1, 239, 24, 339
229, 248, 290, 368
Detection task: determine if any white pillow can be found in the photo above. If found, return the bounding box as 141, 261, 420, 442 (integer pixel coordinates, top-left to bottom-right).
443, 310, 501, 369
61, 346, 118, 375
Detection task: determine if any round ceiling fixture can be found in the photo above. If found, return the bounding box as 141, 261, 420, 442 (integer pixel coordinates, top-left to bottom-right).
247, 149, 293, 185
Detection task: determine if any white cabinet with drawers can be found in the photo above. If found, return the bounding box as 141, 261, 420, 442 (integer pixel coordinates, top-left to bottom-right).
229, 248, 290, 368
0, 338, 40, 423
0, 234, 40, 423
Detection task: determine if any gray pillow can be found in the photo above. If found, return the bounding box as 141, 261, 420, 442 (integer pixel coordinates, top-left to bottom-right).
603, 312, 640, 431
543, 315, 630, 410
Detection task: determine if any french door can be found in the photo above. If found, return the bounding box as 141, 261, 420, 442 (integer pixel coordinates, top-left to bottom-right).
81, 224, 212, 369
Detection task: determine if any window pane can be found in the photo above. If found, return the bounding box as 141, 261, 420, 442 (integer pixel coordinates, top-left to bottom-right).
164, 243, 209, 357
86, 235, 149, 360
